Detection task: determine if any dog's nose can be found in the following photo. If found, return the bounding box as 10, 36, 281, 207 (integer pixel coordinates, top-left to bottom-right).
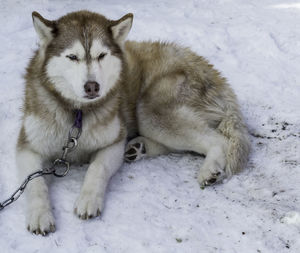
84, 81, 100, 98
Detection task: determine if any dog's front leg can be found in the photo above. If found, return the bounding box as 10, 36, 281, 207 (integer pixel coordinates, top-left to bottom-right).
16, 148, 55, 235
74, 140, 125, 219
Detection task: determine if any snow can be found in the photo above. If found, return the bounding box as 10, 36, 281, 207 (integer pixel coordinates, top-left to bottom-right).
0, 0, 300, 252
281, 212, 300, 226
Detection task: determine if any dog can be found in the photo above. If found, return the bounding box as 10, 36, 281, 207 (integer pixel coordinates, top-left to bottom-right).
16, 10, 250, 235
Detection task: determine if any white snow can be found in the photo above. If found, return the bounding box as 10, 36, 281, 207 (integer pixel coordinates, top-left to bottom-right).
281, 212, 300, 226
0, 0, 300, 252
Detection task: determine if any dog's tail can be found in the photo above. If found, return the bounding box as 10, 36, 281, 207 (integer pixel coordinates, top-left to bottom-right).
217, 105, 251, 176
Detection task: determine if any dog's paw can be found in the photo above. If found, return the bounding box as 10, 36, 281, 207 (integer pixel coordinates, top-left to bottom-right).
124, 141, 146, 162
27, 208, 55, 236
74, 192, 103, 220
198, 165, 226, 188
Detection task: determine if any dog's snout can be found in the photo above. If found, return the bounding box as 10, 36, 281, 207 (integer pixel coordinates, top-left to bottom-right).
84, 81, 100, 98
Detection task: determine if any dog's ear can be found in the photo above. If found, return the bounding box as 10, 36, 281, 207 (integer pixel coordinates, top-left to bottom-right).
110, 13, 133, 46
32, 11, 56, 45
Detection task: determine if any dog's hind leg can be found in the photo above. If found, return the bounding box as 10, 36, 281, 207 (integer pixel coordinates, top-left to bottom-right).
124, 136, 171, 162
16, 148, 55, 235
194, 132, 228, 187
138, 119, 229, 187
164, 129, 228, 187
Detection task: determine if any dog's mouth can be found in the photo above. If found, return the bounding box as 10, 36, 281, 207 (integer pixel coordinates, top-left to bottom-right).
84, 95, 100, 100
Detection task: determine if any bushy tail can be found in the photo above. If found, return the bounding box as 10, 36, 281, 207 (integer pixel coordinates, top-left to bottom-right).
218, 112, 251, 176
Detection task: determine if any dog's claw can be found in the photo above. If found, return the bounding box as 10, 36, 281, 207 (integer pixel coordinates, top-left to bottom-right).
75, 207, 101, 220
207, 177, 217, 185
80, 213, 87, 220
27, 223, 55, 236
201, 178, 217, 187
198, 165, 226, 187
74, 195, 104, 220
50, 224, 56, 233
34, 229, 41, 235
26, 208, 56, 235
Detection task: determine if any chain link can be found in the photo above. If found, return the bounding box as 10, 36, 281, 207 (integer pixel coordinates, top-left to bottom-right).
0, 117, 82, 211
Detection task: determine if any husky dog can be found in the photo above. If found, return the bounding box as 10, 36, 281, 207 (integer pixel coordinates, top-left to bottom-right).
16, 10, 250, 235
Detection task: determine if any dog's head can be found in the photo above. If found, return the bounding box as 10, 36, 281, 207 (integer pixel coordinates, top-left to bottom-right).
32, 11, 133, 105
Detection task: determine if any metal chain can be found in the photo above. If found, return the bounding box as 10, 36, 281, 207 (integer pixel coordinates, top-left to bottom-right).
0, 114, 82, 211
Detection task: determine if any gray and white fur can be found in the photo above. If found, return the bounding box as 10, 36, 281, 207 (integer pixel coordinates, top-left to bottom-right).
16, 11, 250, 235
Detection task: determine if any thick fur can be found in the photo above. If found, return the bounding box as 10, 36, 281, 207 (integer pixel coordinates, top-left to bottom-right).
123, 41, 250, 178
17, 10, 250, 235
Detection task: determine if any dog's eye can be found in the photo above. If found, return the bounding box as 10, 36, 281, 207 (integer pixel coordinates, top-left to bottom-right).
98, 53, 107, 61
66, 54, 79, 61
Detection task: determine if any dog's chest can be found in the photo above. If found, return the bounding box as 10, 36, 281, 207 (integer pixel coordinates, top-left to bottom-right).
24, 113, 121, 162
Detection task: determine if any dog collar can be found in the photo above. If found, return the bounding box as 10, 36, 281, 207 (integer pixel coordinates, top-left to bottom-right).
73, 109, 83, 129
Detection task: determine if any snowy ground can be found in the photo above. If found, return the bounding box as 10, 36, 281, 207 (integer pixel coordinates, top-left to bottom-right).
0, 0, 300, 252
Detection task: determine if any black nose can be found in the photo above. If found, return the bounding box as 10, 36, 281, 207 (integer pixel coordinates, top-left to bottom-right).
84, 81, 100, 98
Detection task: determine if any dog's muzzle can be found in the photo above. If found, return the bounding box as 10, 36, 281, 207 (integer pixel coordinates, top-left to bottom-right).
84, 81, 100, 99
